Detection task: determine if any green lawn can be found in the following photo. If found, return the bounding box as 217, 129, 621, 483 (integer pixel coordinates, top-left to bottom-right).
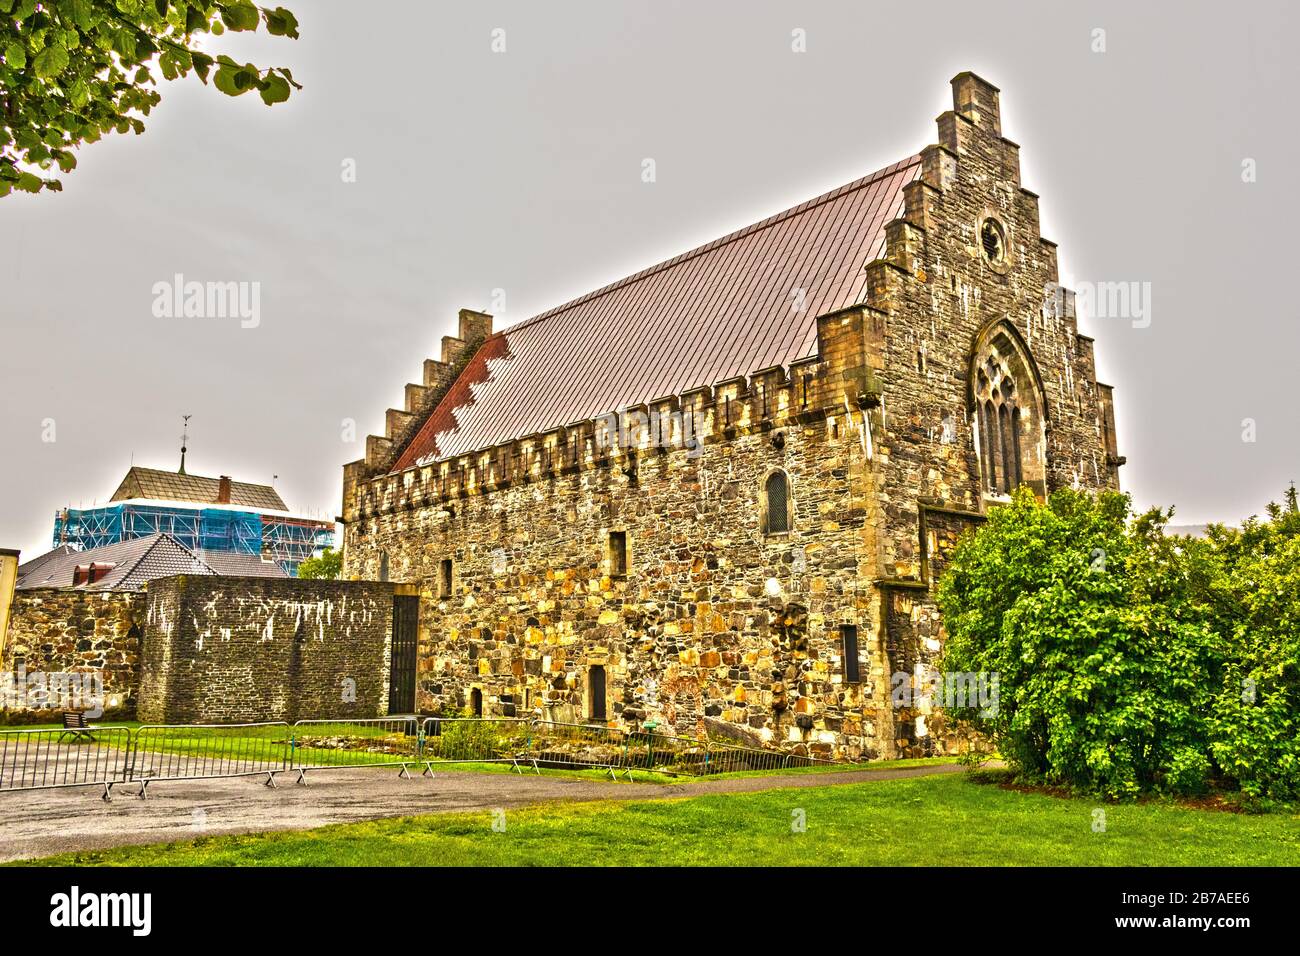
19, 771, 1298, 867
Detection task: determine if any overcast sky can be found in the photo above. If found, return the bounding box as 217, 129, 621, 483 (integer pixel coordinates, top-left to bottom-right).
2, 0, 1296, 559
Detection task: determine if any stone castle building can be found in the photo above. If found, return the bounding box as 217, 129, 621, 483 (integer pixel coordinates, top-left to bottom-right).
341, 73, 1122, 758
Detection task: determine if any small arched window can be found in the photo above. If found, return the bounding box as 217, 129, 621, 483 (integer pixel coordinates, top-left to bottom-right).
470, 687, 483, 717
764, 471, 790, 534
379, 551, 390, 582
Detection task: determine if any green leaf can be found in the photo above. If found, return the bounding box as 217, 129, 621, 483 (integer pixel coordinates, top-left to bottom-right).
4, 42, 26, 70
16, 171, 43, 193
220, 1, 260, 31
259, 72, 290, 105
191, 50, 213, 82
32, 43, 70, 79
264, 6, 299, 39
213, 64, 249, 96
65, 0, 94, 28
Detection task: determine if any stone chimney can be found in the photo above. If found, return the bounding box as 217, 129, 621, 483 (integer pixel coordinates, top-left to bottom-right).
216, 475, 232, 504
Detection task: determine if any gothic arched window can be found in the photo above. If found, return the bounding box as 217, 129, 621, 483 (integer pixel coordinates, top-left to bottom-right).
975, 354, 1024, 495
969, 321, 1047, 503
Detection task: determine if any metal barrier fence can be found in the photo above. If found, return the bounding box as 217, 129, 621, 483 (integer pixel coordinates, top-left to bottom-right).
0, 725, 134, 800
523, 721, 837, 777
0, 716, 843, 798
290, 717, 423, 782
623, 729, 829, 776
421, 717, 534, 772
526, 720, 640, 778
130, 722, 291, 796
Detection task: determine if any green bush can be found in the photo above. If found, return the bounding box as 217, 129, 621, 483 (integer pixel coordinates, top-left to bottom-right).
938, 485, 1300, 803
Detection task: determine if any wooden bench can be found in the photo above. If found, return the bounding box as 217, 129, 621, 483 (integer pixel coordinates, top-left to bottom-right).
58, 711, 96, 744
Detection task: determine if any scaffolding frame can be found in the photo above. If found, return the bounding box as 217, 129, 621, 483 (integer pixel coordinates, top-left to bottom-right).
53, 501, 334, 575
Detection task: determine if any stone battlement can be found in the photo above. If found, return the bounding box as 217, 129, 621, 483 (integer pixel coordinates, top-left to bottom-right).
343, 305, 885, 526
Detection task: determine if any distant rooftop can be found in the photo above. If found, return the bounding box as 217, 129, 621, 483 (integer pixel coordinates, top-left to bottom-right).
16, 532, 288, 592
109, 466, 287, 512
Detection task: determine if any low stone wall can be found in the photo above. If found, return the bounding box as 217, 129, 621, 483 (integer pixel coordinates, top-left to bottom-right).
137, 576, 395, 724
1, 588, 143, 717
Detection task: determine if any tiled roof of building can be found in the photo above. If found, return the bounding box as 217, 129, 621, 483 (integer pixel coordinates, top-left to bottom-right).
12, 544, 77, 581
15, 533, 288, 592
393, 154, 922, 469
192, 549, 289, 578
110, 466, 288, 511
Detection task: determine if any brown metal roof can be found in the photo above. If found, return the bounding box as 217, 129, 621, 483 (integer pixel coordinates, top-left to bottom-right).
394, 155, 921, 470
110, 467, 288, 511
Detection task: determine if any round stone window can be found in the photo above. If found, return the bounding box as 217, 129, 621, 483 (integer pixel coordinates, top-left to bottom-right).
980, 217, 1007, 264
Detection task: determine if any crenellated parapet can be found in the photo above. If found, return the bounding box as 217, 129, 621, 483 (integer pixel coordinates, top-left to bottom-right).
342, 308, 495, 520
342, 305, 884, 526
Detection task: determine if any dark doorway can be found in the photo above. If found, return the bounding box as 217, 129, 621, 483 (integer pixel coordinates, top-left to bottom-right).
470, 687, 483, 717
388, 594, 419, 714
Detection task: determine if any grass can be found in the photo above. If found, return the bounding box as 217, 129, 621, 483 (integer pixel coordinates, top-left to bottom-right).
17, 771, 1298, 867
413, 754, 954, 785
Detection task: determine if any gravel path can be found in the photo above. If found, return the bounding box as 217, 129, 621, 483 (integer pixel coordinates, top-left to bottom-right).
0, 762, 966, 862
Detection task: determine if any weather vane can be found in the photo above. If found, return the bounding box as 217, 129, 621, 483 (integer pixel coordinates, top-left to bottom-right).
179, 414, 192, 475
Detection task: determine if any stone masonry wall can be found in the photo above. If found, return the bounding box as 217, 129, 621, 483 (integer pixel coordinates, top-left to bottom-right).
342, 73, 1119, 760
2, 588, 142, 716
856, 73, 1120, 754
137, 576, 395, 724
346, 405, 886, 759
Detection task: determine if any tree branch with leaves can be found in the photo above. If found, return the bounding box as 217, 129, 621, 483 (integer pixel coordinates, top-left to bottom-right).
1, 0, 299, 197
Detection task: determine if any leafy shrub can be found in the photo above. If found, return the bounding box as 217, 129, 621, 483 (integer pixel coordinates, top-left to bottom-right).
938, 486, 1300, 803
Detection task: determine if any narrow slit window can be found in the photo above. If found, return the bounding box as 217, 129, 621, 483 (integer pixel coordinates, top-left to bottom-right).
765, 471, 790, 534
589, 665, 607, 720
841, 625, 861, 684
439, 558, 453, 597
607, 531, 628, 577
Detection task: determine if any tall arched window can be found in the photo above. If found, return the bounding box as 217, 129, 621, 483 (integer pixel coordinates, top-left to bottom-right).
764, 471, 790, 534
969, 321, 1047, 502
975, 354, 1023, 494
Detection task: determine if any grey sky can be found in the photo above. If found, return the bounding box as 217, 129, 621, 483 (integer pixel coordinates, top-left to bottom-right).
2, 0, 1296, 560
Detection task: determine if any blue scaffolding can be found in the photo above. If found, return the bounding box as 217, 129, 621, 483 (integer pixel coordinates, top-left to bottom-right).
52, 502, 334, 575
